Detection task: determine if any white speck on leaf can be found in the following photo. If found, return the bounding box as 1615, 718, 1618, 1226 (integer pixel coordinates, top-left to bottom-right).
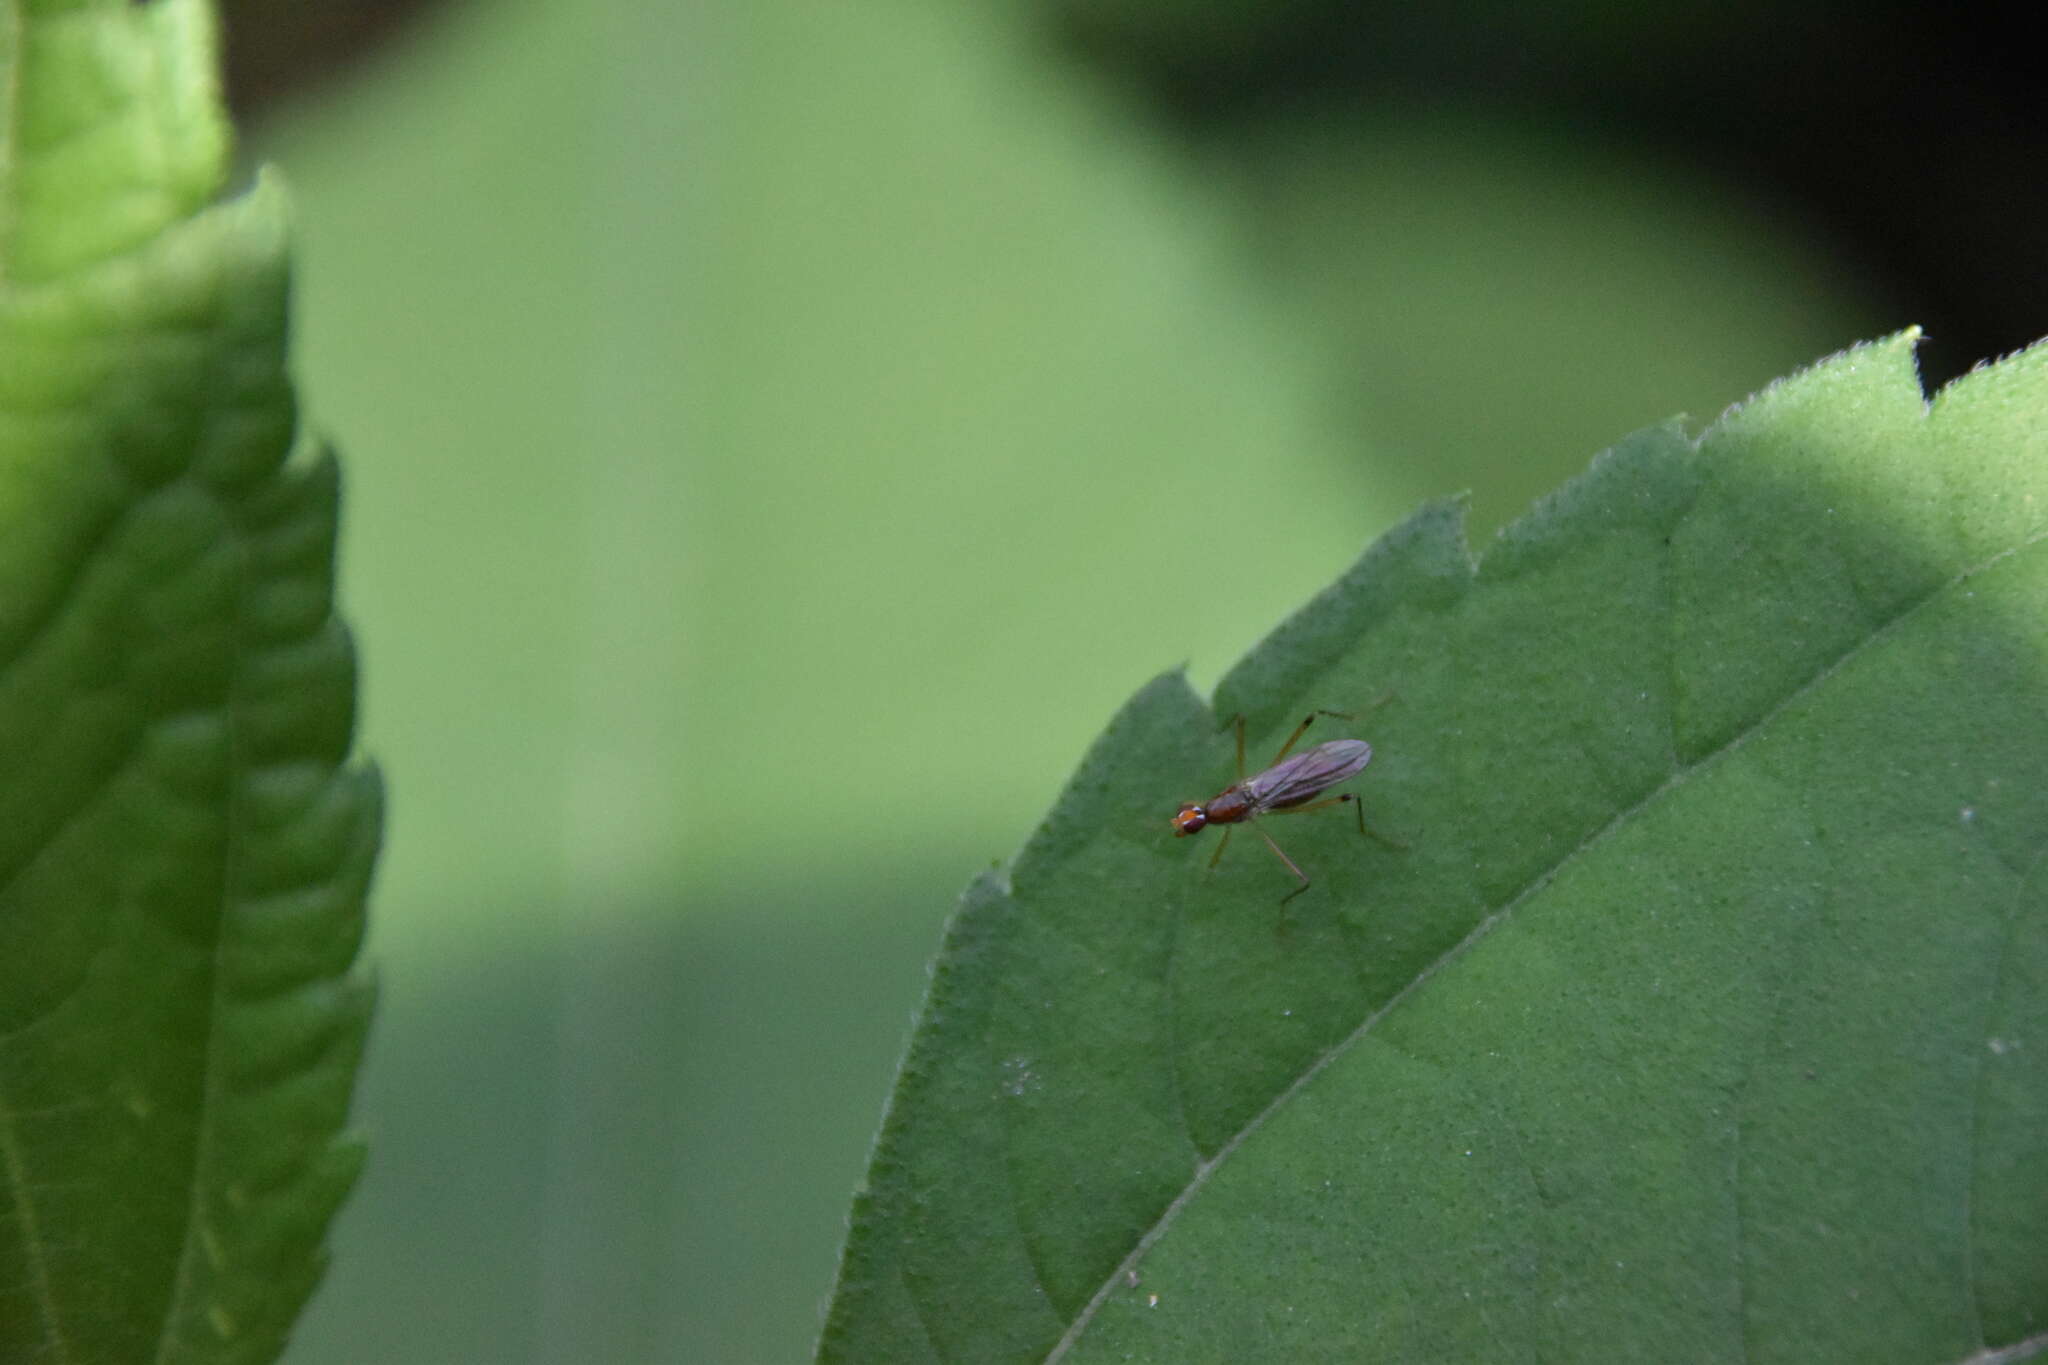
999, 1056, 1038, 1097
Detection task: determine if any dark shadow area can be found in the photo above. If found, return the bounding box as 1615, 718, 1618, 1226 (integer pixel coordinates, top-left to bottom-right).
1042, 0, 2048, 390
222, 0, 466, 121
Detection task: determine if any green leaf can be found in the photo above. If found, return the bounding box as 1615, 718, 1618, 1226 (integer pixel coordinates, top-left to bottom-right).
0, 4, 378, 1362
819, 331, 2048, 1362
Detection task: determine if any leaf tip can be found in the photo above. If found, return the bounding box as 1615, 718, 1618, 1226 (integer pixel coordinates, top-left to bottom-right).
1704, 327, 1930, 441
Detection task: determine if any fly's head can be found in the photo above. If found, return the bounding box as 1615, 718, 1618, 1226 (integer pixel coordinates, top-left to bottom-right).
1171, 803, 1208, 837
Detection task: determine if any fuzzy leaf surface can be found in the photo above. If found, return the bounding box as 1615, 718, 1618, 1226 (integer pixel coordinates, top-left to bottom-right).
820, 332, 2048, 1362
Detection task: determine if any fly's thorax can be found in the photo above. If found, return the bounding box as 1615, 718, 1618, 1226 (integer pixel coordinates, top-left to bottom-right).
1204, 786, 1255, 824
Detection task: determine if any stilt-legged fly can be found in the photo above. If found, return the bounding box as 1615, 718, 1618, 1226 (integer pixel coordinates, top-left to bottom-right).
1171, 708, 1392, 911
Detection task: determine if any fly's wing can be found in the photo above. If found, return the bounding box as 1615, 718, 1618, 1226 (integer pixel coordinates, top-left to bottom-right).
1244, 738, 1373, 811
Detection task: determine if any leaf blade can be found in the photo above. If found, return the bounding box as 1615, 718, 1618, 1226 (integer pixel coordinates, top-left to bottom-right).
0, 6, 377, 1362
821, 333, 2048, 1361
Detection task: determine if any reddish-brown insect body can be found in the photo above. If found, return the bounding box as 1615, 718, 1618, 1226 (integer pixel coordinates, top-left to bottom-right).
1173, 786, 1253, 835
1172, 708, 1392, 912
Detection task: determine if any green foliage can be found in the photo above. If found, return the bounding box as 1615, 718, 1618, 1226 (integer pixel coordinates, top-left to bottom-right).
0, 4, 377, 1362
820, 332, 2048, 1361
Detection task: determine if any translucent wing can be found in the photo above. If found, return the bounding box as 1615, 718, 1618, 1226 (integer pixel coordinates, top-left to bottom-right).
1243, 738, 1373, 812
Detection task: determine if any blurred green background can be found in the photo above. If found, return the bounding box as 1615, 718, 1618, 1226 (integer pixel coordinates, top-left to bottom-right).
219, 0, 2041, 1359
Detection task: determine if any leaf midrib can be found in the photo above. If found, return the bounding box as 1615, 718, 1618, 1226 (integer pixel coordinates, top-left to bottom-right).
1045, 525, 2048, 1361
148, 508, 254, 1365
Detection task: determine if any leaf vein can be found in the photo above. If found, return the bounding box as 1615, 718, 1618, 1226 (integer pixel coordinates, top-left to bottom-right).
146, 518, 251, 1365
1961, 845, 2048, 1354
0, 1075, 73, 1363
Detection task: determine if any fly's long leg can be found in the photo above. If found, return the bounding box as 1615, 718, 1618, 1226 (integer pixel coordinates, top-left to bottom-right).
1258, 826, 1316, 935
1274, 794, 1352, 818
1232, 714, 1247, 782
1257, 826, 1312, 904
1270, 791, 1408, 849
1269, 708, 1356, 765
1359, 806, 1406, 849
1207, 825, 1234, 869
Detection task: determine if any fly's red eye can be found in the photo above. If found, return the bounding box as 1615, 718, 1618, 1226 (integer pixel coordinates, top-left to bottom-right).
1172, 805, 1206, 836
